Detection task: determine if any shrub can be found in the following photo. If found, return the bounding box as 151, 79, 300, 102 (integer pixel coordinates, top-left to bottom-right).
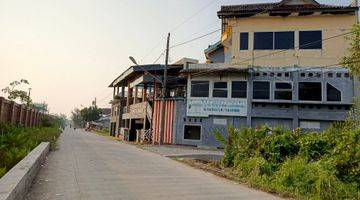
298, 133, 331, 162
0, 167, 6, 178
0, 123, 61, 178
272, 157, 318, 197
260, 128, 300, 166
214, 126, 268, 167
327, 127, 360, 184
215, 123, 359, 199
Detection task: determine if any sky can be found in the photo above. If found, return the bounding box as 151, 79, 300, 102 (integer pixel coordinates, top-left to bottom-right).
0, 0, 353, 117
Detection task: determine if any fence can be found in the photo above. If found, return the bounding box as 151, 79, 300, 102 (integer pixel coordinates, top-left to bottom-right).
0, 96, 44, 127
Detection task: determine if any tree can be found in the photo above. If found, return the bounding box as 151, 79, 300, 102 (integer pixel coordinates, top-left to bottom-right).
33, 102, 49, 113
71, 108, 84, 128
80, 106, 102, 122
1, 79, 32, 105
343, 24, 360, 77
343, 24, 360, 125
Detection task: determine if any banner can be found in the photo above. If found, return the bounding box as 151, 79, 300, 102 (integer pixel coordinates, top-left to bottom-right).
187, 98, 247, 117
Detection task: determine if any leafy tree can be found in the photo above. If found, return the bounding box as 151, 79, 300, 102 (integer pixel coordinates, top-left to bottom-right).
343, 24, 360, 77
71, 108, 84, 128
1, 79, 32, 105
343, 24, 360, 124
33, 102, 48, 113
80, 106, 102, 122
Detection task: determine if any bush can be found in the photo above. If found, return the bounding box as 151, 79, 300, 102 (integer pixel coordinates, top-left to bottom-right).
260, 128, 300, 166
298, 133, 331, 162
214, 126, 268, 167
215, 123, 360, 199
0, 123, 61, 178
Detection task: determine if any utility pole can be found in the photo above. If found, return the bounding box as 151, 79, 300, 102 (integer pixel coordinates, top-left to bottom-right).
27, 88, 32, 107
159, 33, 170, 145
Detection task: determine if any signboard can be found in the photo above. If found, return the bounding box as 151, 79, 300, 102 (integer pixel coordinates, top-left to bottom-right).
122, 102, 147, 119
213, 118, 227, 125
300, 121, 320, 129
187, 98, 247, 117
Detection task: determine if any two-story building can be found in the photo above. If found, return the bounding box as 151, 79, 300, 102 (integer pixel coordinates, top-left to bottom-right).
149, 0, 359, 148
108, 58, 197, 142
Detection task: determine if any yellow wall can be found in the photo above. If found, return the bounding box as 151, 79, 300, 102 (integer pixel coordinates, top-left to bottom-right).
228, 14, 357, 67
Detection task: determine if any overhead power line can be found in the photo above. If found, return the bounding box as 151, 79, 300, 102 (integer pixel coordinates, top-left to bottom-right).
142, 0, 217, 63
170, 28, 221, 49
166, 30, 355, 81
169, 0, 217, 33
153, 50, 166, 64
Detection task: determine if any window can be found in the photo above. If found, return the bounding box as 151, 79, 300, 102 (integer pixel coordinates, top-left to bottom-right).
254, 31, 294, 50
299, 82, 322, 101
254, 32, 273, 50
191, 81, 209, 97
275, 31, 295, 49
274, 82, 293, 100
240, 32, 249, 50
253, 81, 270, 99
184, 125, 201, 140
213, 82, 228, 98
327, 83, 341, 101
299, 31, 322, 49
232, 81, 247, 98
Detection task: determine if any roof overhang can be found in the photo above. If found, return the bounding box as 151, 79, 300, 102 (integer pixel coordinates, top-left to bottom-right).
108, 64, 163, 87
129, 74, 162, 88
217, 0, 358, 19
181, 63, 249, 75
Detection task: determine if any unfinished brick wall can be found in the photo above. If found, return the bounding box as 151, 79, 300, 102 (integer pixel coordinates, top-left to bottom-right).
0, 96, 44, 127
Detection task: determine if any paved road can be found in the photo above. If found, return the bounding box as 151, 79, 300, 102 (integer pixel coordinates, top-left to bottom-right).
26, 127, 281, 200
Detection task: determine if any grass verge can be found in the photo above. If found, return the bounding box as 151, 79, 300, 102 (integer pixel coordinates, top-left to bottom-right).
0, 123, 62, 178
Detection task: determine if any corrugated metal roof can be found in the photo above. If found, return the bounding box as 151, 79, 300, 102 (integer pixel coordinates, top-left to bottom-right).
218, 1, 358, 18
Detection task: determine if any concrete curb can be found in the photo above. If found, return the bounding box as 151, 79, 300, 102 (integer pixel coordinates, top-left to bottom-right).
0, 142, 50, 200
165, 153, 224, 161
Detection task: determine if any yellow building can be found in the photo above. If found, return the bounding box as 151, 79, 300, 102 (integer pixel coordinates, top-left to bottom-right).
214, 0, 358, 67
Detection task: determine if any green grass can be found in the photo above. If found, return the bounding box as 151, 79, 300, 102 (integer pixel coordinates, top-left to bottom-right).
0, 123, 62, 178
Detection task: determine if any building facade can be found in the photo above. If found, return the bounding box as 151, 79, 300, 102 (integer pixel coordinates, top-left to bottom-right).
108, 61, 193, 141
150, 0, 359, 147
109, 0, 358, 148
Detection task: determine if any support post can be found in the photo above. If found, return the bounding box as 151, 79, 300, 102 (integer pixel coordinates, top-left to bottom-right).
0, 97, 4, 123
247, 67, 253, 127
159, 33, 170, 145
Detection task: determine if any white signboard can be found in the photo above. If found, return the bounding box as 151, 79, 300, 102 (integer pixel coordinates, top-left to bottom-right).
187, 98, 247, 117
213, 118, 228, 126
300, 121, 321, 129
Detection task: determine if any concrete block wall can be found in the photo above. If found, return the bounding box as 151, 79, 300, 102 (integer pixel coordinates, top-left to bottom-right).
0, 96, 44, 127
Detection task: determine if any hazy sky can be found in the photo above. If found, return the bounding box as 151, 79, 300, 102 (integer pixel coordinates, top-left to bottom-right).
0, 0, 352, 117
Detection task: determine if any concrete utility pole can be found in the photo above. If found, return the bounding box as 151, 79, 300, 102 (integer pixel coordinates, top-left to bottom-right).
27, 88, 32, 107
159, 33, 170, 145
